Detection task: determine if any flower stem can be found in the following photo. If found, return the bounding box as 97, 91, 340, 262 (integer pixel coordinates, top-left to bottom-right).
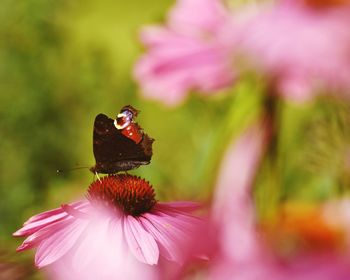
254, 92, 282, 223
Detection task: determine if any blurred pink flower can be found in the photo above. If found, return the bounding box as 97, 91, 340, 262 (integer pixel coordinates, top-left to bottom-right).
210, 122, 350, 279
212, 121, 270, 264
135, 0, 350, 104
134, 0, 235, 105
14, 175, 202, 278
234, 1, 350, 102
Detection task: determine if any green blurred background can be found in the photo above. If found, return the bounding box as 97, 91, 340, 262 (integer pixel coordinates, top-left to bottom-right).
1, 0, 350, 278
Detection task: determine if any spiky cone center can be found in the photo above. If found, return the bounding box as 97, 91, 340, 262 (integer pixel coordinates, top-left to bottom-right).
87, 174, 156, 216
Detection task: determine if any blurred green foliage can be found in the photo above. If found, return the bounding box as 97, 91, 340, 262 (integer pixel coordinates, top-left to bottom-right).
1, 0, 350, 278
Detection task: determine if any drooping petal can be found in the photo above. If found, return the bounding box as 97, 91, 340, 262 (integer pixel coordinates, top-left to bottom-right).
124, 215, 159, 265
14, 215, 68, 237
48, 216, 158, 280
140, 216, 184, 263
234, 3, 350, 101
156, 201, 200, 212
35, 218, 88, 268
14, 201, 89, 237
16, 216, 76, 252
139, 26, 203, 50
143, 212, 191, 242
104, 217, 128, 266
134, 0, 234, 105
212, 121, 270, 262
151, 205, 202, 228
24, 200, 87, 225
168, 0, 230, 34
70, 215, 117, 270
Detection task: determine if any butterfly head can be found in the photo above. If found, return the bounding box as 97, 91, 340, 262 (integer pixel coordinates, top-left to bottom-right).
113, 105, 144, 144
115, 110, 133, 130
114, 105, 140, 130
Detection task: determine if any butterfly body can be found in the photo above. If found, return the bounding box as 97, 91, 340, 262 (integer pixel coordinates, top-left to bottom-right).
91, 107, 153, 174
120, 123, 143, 144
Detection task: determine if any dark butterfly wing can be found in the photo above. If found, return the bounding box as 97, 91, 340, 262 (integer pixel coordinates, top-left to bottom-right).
91, 114, 153, 174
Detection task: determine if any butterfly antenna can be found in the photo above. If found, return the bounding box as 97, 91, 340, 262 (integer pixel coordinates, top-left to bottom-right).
57, 166, 91, 174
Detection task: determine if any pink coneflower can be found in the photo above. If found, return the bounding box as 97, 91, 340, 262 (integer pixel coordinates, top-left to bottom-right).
14, 175, 202, 278
134, 0, 235, 105
135, 0, 350, 105
233, 0, 350, 102
209, 122, 350, 280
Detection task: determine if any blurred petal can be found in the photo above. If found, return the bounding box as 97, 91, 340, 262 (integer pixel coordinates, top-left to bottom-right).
234, 3, 350, 101
70, 217, 111, 270
168, 0, 230, 34
134, 0, 234, 105
212, 121, 270, 264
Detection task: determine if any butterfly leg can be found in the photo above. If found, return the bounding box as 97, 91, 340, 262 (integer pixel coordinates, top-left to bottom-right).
95, 172, 102, 183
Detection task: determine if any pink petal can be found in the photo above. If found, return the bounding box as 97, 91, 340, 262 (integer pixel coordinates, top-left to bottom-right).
24, 200, 87, 225
139, 26, 201, 49
49, 217, 159, 279
123, 215, 159, 265
212, 122, 270, 262
14, 201, 88, 237
155, 201, 200, 212
135, 37, 233, 105
168, 0, 230, 35
234, 3, 350, 100
134, 0, 234, 106
35, 218, 88, 268
61, 204, 90, 220
140, 216, 183, 263
71, 217, 115, 270
143, 212, 192, 242
278, 74, 316, 102
102, 217, 128, 267
14, 214, 69, 237
152, 205, 202, 225
16, 217, 75, 252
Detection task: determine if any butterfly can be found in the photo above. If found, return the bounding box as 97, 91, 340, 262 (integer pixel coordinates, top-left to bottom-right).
90, 105, 154, 174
